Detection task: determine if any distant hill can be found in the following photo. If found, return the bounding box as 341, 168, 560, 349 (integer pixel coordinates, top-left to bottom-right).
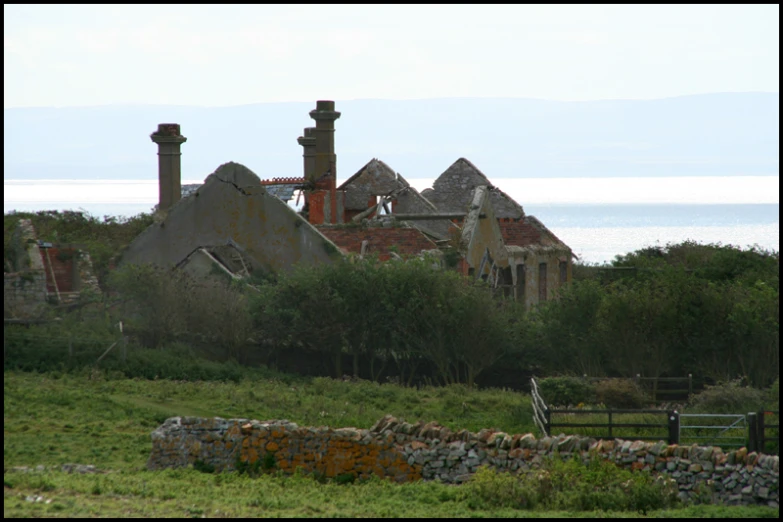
3, 93, 779, 181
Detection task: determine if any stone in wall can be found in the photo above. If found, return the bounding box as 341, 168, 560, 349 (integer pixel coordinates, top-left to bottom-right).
148, 414, 779, 507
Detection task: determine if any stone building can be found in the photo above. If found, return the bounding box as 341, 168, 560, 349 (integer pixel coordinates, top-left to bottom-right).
4, 219, 100, 319
273, 101, 574, 307
122, 101, 572, 307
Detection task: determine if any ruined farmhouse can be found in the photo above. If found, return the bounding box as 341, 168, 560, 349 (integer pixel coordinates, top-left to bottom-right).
120, 100, 573, 308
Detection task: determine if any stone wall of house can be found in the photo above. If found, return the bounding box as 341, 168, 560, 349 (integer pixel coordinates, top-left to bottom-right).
148, 414, 778, 506
4, 270, 48, 318
4, 219, 48, 317
120, 162, 342, 273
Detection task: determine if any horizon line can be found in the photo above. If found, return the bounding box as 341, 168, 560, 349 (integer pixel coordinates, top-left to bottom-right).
4, 91, 779, 111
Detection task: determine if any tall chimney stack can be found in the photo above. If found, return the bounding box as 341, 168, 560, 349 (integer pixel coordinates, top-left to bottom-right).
297, 127, 317, 182
150, 123, 187, 212
309, 101, 340, 186
309, 101, 340, 224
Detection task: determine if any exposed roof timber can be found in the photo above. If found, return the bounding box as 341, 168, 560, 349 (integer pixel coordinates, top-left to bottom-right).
391, 213, 486, 220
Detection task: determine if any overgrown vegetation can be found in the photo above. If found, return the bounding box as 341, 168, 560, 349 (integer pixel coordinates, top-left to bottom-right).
461, 459, 679, 513
533, 241, 779, 389
5, 466, 778, 518
3, 371, 536, 473
253, 256, 523, 386
4, 371, 778, 518
3, 210, 154, 287
4, 209, 779, 392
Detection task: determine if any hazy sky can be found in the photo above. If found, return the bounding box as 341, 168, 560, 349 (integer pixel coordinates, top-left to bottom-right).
4, 4, 780, 108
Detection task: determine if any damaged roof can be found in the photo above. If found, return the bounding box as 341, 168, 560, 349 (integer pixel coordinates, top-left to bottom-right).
423, 158, 525, 220
316, 224, 438, 261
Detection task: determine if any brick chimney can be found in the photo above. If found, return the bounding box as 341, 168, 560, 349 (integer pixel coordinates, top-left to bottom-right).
150, 123, 187, 211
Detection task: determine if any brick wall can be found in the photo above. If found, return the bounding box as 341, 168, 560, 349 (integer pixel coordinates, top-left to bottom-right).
39, 247, 76, 293
498, 219, 543, 248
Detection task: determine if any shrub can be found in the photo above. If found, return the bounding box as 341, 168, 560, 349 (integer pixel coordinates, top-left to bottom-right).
766, 378, 779, 410
193, 459, 216, 474
460, 466, 538, 510
687, 379, 766, 414
538, 377, 595, 407
594, 379, 646, 409
461, 458, 679, 513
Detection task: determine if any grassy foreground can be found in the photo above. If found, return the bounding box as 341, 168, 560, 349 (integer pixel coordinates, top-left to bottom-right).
4, 370, 779, 518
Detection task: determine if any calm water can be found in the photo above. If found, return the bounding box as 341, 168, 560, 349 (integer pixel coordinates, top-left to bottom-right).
4, 177, 779, 264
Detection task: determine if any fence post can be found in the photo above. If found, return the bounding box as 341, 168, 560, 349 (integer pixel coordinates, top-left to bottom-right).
668, 411, 680, 445
747, 412, 758, 452
544, 407, 551, 437
756, 410, 766, 454
688, 374, 693, 398
608, 410, 613, 439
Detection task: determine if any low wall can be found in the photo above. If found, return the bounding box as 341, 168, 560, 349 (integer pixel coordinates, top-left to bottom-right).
148, 415, 779, 506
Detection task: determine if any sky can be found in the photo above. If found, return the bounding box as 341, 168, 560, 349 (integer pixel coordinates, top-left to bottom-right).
3, 4, 780, 108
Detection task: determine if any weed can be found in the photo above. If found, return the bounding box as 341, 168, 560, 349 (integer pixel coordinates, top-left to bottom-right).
333, 473, 356, 485
193, 459, 216, 474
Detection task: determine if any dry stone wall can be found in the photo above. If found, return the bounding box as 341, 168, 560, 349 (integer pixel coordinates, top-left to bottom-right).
148, 414, 778, 507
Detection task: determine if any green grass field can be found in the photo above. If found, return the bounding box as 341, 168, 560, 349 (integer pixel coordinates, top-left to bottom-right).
4, 370, 779, 518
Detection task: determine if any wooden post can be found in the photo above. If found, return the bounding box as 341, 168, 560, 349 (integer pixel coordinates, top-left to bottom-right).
608, 410, 613, 439
747, 412, 758, 452
544, 407, 551, 437
688, 374, 693, 398
668, 411, 680, 445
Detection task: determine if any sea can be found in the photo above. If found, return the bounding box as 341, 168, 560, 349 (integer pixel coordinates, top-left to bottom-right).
4, 176, 779, 264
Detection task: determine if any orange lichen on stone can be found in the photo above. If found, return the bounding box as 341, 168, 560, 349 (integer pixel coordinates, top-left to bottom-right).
247, 447, 259, 464
266, 441, 280, 452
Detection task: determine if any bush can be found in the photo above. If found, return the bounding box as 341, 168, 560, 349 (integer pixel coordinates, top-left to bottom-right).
109, 264, 254, 361
538, 377, 595, 407
461, 458, 679, 513
766, 378, 779, 410
687, 379, 766, 414
594, 379, 646, 409
538, 457, 678, 513
460, 466, 539, 510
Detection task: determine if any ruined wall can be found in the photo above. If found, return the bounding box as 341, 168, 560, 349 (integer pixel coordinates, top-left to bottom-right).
4, 219, 48, 317
460, 186, 508, 273
120, 162, 342, 273
4, 271, 48, 318
508, 249, 571, 309
39, 247, 76, 293
148, 415, 778, 506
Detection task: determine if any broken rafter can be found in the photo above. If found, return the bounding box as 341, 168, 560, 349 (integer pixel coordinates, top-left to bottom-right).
351, 186, 408, 223
390, 213, 486, 220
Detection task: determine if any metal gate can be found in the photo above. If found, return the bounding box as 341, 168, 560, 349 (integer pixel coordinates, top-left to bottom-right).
678, 414, 747, 449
